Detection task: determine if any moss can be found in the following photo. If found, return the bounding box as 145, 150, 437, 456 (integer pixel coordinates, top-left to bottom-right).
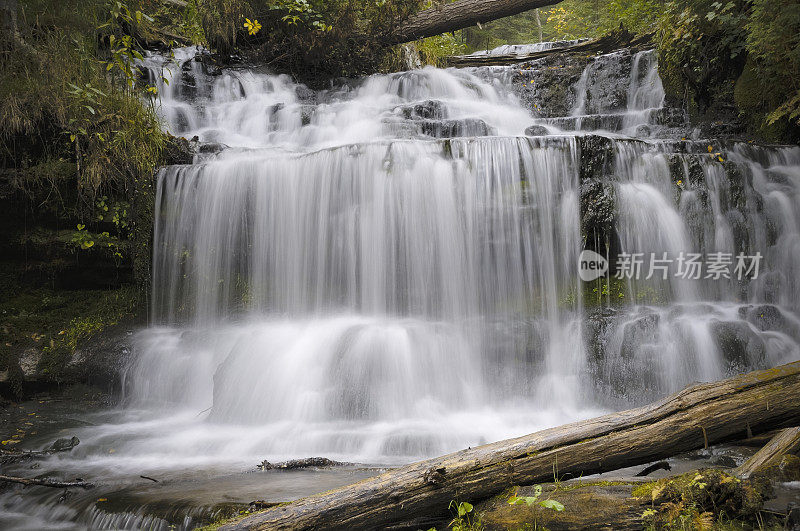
0, 276, 140, 390
634, 469, 772, 529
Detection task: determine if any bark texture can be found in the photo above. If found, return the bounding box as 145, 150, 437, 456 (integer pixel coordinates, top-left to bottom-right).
224, 362, 800, 530
389, 0, 565, 43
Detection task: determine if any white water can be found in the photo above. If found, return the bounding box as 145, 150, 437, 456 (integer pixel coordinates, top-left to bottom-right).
5, 45, 800, 529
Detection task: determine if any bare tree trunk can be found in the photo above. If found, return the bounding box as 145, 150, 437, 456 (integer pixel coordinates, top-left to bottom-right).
223, 362, 800, 530
388, 0, 566, 43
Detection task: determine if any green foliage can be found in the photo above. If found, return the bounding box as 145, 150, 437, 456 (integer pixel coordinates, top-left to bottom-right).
744, 0, 800, 127
0, 281, 139, 388
0, 0, 179, 288
197, 0, 424, 82
447, 500, 483, 531
635, 470, 771, 530
460, 0, 660, 53
657, 0, 749, 113
544, 0, 661, 40
416, 33, 465, 66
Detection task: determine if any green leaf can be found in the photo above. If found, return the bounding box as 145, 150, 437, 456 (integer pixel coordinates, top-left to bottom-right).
539, 500, 565, 511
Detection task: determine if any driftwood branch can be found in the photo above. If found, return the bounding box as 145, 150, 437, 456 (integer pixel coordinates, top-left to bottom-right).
388, 0, 566, 43
0, 475, 94, 489
735, 427, 800, 479
1, 436, 80, 465
224, 362, 800, 530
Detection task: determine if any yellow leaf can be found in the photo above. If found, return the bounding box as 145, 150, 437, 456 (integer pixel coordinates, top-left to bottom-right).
707, 145, 713, 152
97, 498, 108, 502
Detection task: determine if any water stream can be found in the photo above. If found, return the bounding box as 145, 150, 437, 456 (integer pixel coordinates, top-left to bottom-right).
3, 45, 800, 529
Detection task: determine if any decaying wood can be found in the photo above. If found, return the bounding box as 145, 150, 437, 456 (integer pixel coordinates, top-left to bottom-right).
0, 475, 94, 489
444, 28, 653, 67
224, 362, 800, 530
388, 0, 565, 43
735, 427, 800, 479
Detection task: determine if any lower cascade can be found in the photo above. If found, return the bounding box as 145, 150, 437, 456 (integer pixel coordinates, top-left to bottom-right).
5, 43, 800, 528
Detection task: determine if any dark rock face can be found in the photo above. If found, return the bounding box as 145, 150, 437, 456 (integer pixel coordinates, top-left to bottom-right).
579, 50, 633, 114
524, 125, 549, 136
66, 324, 136, 396
709, 320, 766, 370
398, 100, 447, 120
50, 436, 80, 452
742, 305, 800, 341
419, 118, 493, 138
620, 313, 661, 360
584, 307, 618, 364
507, 55, 590, 118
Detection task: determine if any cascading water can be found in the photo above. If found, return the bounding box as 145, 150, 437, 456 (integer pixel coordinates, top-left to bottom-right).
4, 44, 800, 530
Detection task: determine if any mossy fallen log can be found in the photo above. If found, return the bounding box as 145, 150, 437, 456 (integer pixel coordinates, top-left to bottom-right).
224, 362, 800, 530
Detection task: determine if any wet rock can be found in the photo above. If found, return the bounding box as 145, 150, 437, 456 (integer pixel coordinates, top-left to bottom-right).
620, 313, 660, 360
580, 178, 617, 243
163, 135, 194, 165
710, 455, 738, 468
398, 100, 447, 120
66, 325, 135, 395
294, 85, 318, 105
584, 307, 617, 363
524, 125, 550, 136
577, 135, 615, 183
419, 118, 492, 138
578, 50, 632, 115
50, 436, 80, 452
300, 104, 315, 126
743, 305, 800, 340
197, 142, 229, 155
710, 320, 766, 370
511, 54, 590, 118
653, 107, 688, 128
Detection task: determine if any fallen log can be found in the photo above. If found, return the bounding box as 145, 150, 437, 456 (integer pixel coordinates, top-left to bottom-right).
445, 28, 652, 68
735, 427, 800, 479
388, 0, 566, 43
0, 475, 94, 489
224, 362, 800, 530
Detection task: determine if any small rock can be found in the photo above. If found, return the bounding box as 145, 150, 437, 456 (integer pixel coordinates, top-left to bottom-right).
524, 125, 550, 136
50, 436, 80, 452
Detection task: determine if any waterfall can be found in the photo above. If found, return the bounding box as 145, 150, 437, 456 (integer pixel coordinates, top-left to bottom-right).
27, 45, 799, 475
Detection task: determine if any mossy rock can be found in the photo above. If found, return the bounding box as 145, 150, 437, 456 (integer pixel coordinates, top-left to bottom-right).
633, 469, 771, 528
